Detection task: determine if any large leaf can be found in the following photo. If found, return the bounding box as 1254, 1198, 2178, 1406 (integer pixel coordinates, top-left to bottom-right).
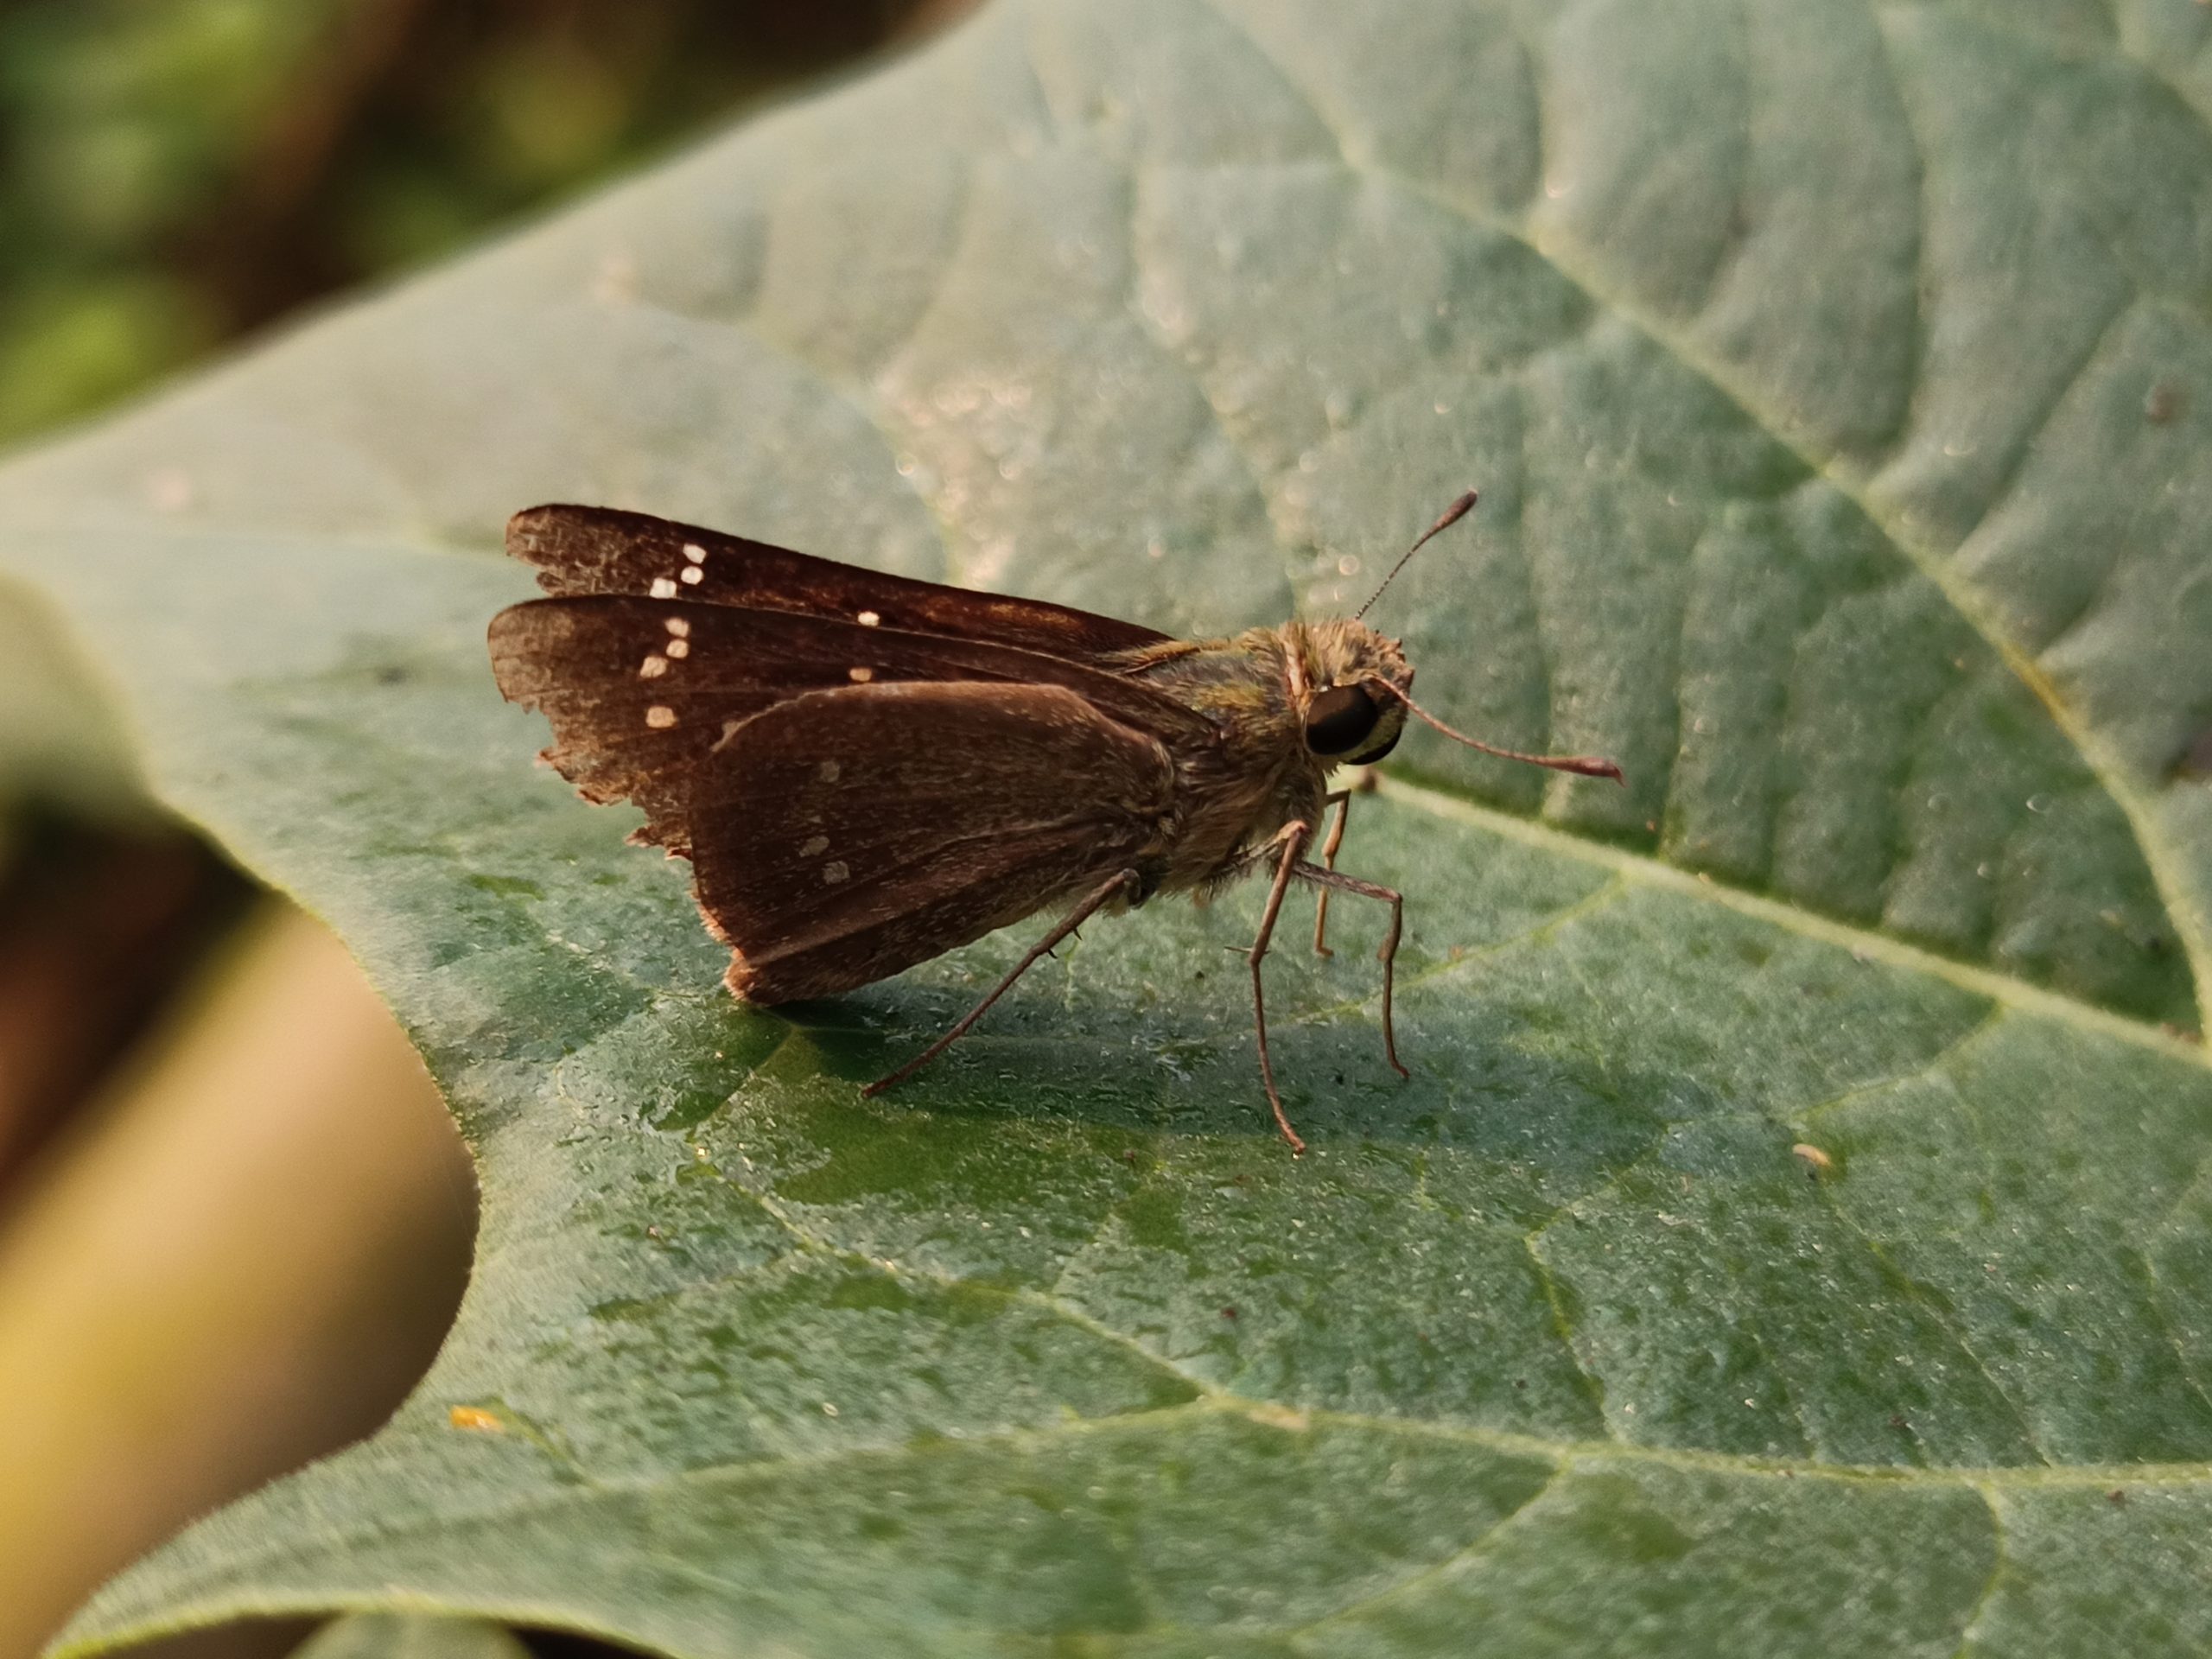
7, 0, 2212, 1650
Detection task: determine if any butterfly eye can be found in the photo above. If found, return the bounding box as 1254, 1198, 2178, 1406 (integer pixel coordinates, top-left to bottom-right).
1305, 683, 1382, 756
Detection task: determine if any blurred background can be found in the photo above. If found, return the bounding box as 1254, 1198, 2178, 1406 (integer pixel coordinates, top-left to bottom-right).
0, 3, 967, 1654
0, 0, 968, 442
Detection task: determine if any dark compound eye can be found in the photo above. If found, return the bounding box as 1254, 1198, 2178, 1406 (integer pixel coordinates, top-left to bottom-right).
1305, 682, 1382, 755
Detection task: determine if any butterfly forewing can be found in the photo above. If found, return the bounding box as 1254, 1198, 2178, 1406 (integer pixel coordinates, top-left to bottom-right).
508, 505, 1172, 659
691, 681, 1173, 1002
488, 594, 1216, 855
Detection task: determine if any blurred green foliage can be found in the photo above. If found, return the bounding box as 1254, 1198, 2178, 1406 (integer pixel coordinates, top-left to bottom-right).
0, 0, 929, 447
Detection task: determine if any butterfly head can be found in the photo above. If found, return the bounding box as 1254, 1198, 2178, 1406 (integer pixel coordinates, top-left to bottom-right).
1289, 613, 1628, 789
1275, 491, 1624, 787
1280, 486, 1472, 771
1295, 620, 1414, 768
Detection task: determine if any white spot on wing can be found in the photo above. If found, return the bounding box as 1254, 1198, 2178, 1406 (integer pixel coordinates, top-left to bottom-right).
818, 760, 841, 783
799, 835, 830, 857
665, 639, 690, 658
640, 656, 669, 677
645, 705, 677, 728
822, 861, 850, 885
664, 617, 690, 638
849, 666, 874, 683
682, 543, 706, 563
679, 566, 702, 585
856, 610, 880, 627
650, 577, 678, 599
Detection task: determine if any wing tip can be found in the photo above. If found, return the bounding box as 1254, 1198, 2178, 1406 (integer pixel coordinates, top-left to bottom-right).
505, 502, 580, 567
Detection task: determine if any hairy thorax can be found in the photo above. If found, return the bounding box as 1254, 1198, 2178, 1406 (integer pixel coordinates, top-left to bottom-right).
1120, 626, 1336, 897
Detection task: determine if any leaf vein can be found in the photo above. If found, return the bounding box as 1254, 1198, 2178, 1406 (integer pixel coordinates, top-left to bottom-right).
1281, 1457, 1571, 1645
1947, 1481, 2011, 1659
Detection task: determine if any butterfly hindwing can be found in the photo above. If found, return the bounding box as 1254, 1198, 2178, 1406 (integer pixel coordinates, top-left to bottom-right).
689, 680, 1173, 1003
507, 504, 1173, 660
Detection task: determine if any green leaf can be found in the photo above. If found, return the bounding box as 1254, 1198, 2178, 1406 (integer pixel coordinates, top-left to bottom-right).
7, 0, 2212, 1652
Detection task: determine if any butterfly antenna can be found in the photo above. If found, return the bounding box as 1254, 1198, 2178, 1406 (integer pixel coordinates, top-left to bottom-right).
1355, 489, 1479, 621
1373, 680, 1625, 784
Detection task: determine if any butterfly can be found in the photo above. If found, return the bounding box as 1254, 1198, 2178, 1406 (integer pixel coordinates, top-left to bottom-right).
488, 493, 1620, 1152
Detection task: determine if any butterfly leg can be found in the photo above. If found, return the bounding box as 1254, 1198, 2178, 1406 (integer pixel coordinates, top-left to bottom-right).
1311, 790, 1354, 957
862, 867, 1143, 1098
1291, 862, 1408, 1082
1246, 819, 1316, 1154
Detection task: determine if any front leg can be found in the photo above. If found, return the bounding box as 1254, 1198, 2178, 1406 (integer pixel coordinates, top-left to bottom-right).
1293, 862, 1408, 1081
1245, 819, 1314, 1154
1311, 789, 1353, 957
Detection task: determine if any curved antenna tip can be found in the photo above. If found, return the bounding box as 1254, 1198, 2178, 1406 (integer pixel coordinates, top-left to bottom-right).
1355, 489, 1481, 621
1376, 681, 1625, 785
1433, 489, 1479, 531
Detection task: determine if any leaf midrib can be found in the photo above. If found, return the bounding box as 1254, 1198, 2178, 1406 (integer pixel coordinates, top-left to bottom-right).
1382, 774, 2208, 1071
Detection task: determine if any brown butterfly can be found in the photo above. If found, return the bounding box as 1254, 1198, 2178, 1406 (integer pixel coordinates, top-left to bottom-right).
487, 493, 1621, 1153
